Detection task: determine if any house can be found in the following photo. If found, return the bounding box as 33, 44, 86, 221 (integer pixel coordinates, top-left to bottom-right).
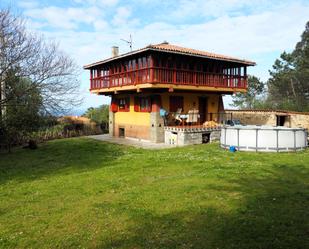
84, 42, 255, 145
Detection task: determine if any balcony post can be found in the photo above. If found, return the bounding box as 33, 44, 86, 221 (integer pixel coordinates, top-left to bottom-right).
90, 69, 93, 89
193, 63, 197, 85
150, 55, 154, 83
244, 66, 247, 88
238, 67, 241, 88
173, 62, 176, 84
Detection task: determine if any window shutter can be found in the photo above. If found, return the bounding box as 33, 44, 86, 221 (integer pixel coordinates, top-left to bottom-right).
134, 97, 140, 112
110, 97, 118, 112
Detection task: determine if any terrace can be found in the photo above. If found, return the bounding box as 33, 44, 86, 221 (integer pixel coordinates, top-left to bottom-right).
85, 43, 255, 94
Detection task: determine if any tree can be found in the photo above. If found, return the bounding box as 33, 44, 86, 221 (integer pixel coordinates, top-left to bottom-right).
83, 105, 109, 126
267, 21, 309, 111
232, 75, 265, 109
0, 72, 43, 151
0, 8, 81, 115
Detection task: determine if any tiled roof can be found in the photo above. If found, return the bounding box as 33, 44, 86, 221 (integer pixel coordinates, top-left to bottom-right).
225, 109, 309, 115
84, 42, 255, 69
147, 42, 256, 66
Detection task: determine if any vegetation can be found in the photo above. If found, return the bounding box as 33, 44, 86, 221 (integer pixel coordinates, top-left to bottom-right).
33, 117, 102, 143
233, 21, 309, 111
0, 9, 81, 150
0, 72, 44, 151
232, 75, 265, 109
83, 105, 109, 131
0, 8, 81, 114
267, 21, 309, 111
0, 138, 308, 249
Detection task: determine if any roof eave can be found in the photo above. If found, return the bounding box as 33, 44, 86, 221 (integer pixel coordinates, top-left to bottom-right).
83, 47, 256, 69
148, 48, 256, 66
83, 47, 150, 69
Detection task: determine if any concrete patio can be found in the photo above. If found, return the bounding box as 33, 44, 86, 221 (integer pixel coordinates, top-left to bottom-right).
88, 134, 176, 149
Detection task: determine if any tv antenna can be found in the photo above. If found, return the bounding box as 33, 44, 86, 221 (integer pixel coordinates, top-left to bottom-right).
121, 34, 132, 51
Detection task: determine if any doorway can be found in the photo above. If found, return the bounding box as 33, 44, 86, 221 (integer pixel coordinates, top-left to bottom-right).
198, 97, 208, 123
119, 127, 125, 137
276, 115, 288, 126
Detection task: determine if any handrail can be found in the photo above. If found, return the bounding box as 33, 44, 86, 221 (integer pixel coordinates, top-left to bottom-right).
165, 112, 233, 127
164, 112, 232, 127
90, 67, 247, 90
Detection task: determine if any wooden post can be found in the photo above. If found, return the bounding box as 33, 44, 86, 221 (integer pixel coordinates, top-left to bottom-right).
193, 61, 197, 85
244, 66, 247, 88
150, 55, 154, 83
90, 69, 93, 89
173, 58, 177, 84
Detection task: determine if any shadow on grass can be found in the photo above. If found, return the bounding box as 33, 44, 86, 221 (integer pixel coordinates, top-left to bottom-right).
97, 165, 309, 249
0, 138, 126, 184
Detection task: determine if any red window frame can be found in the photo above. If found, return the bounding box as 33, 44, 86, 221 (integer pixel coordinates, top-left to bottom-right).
134, 96, 151, 112
118, 97, 130, 112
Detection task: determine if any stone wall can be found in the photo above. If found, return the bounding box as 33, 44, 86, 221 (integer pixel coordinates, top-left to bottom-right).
225, 110, 309, 131
225, 111, 277, 126
290, 114, 309, 130
164, 127, 221, 146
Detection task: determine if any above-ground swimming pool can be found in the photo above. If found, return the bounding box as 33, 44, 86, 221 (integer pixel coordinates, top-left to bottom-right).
220, 125, 308, 152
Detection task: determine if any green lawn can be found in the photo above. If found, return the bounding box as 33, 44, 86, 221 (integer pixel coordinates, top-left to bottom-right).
0, 138, 308, 249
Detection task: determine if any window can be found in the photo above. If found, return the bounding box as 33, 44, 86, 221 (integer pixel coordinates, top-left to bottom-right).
134, 96, 151, 112
140, 97, 150, 112
169, 96, 184, 112
118, 97, 130, 112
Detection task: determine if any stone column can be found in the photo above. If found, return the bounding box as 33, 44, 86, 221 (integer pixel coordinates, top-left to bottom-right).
150, 112, 164, 143
109, 111, 115, 136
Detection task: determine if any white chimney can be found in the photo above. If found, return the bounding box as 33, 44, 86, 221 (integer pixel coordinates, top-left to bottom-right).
111, 46, 119, 57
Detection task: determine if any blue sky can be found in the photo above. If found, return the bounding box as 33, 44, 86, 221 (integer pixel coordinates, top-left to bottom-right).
1, 0, 309, 113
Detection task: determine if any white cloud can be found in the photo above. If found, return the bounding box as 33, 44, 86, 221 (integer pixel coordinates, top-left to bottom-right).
93, 20, 108, 31
17, 0, 39, 9
24, 6, 102, 30
112, 6, 131, 26
168, 0, 290, 20
73, 0, 118, 7
98, 0, 118, 6
19, 0, 309, 109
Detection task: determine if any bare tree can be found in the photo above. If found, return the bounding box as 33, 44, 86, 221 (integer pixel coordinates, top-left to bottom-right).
0, 8, 82, 115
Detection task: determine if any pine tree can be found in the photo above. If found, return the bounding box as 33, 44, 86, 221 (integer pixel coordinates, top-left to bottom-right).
232, 75, 265, 109
267, 21, 309, 111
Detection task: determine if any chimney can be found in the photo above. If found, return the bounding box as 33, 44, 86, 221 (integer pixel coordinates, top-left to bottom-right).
111, 46, 119, 57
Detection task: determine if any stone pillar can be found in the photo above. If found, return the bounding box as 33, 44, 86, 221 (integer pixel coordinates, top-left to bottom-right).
109, 111, 115, 136
150, 112, 164, 143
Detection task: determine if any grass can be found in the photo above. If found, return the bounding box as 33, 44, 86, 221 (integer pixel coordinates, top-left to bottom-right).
0, 138, 308, 249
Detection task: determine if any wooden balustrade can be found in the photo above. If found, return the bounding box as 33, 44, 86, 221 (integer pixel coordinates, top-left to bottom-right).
90, 67, 247, 90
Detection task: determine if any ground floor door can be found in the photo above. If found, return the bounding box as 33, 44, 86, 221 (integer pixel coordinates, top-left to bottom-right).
198, 97, 208, 123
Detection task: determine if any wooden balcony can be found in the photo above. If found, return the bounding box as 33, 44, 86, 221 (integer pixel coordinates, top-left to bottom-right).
90, 67, 247, 93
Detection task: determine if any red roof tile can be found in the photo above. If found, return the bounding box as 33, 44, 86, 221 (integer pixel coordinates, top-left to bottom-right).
147, 42, 256, 66
84, 42, 256, 69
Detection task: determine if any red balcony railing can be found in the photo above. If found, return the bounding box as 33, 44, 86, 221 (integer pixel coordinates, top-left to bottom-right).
90, 67, 247, 90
